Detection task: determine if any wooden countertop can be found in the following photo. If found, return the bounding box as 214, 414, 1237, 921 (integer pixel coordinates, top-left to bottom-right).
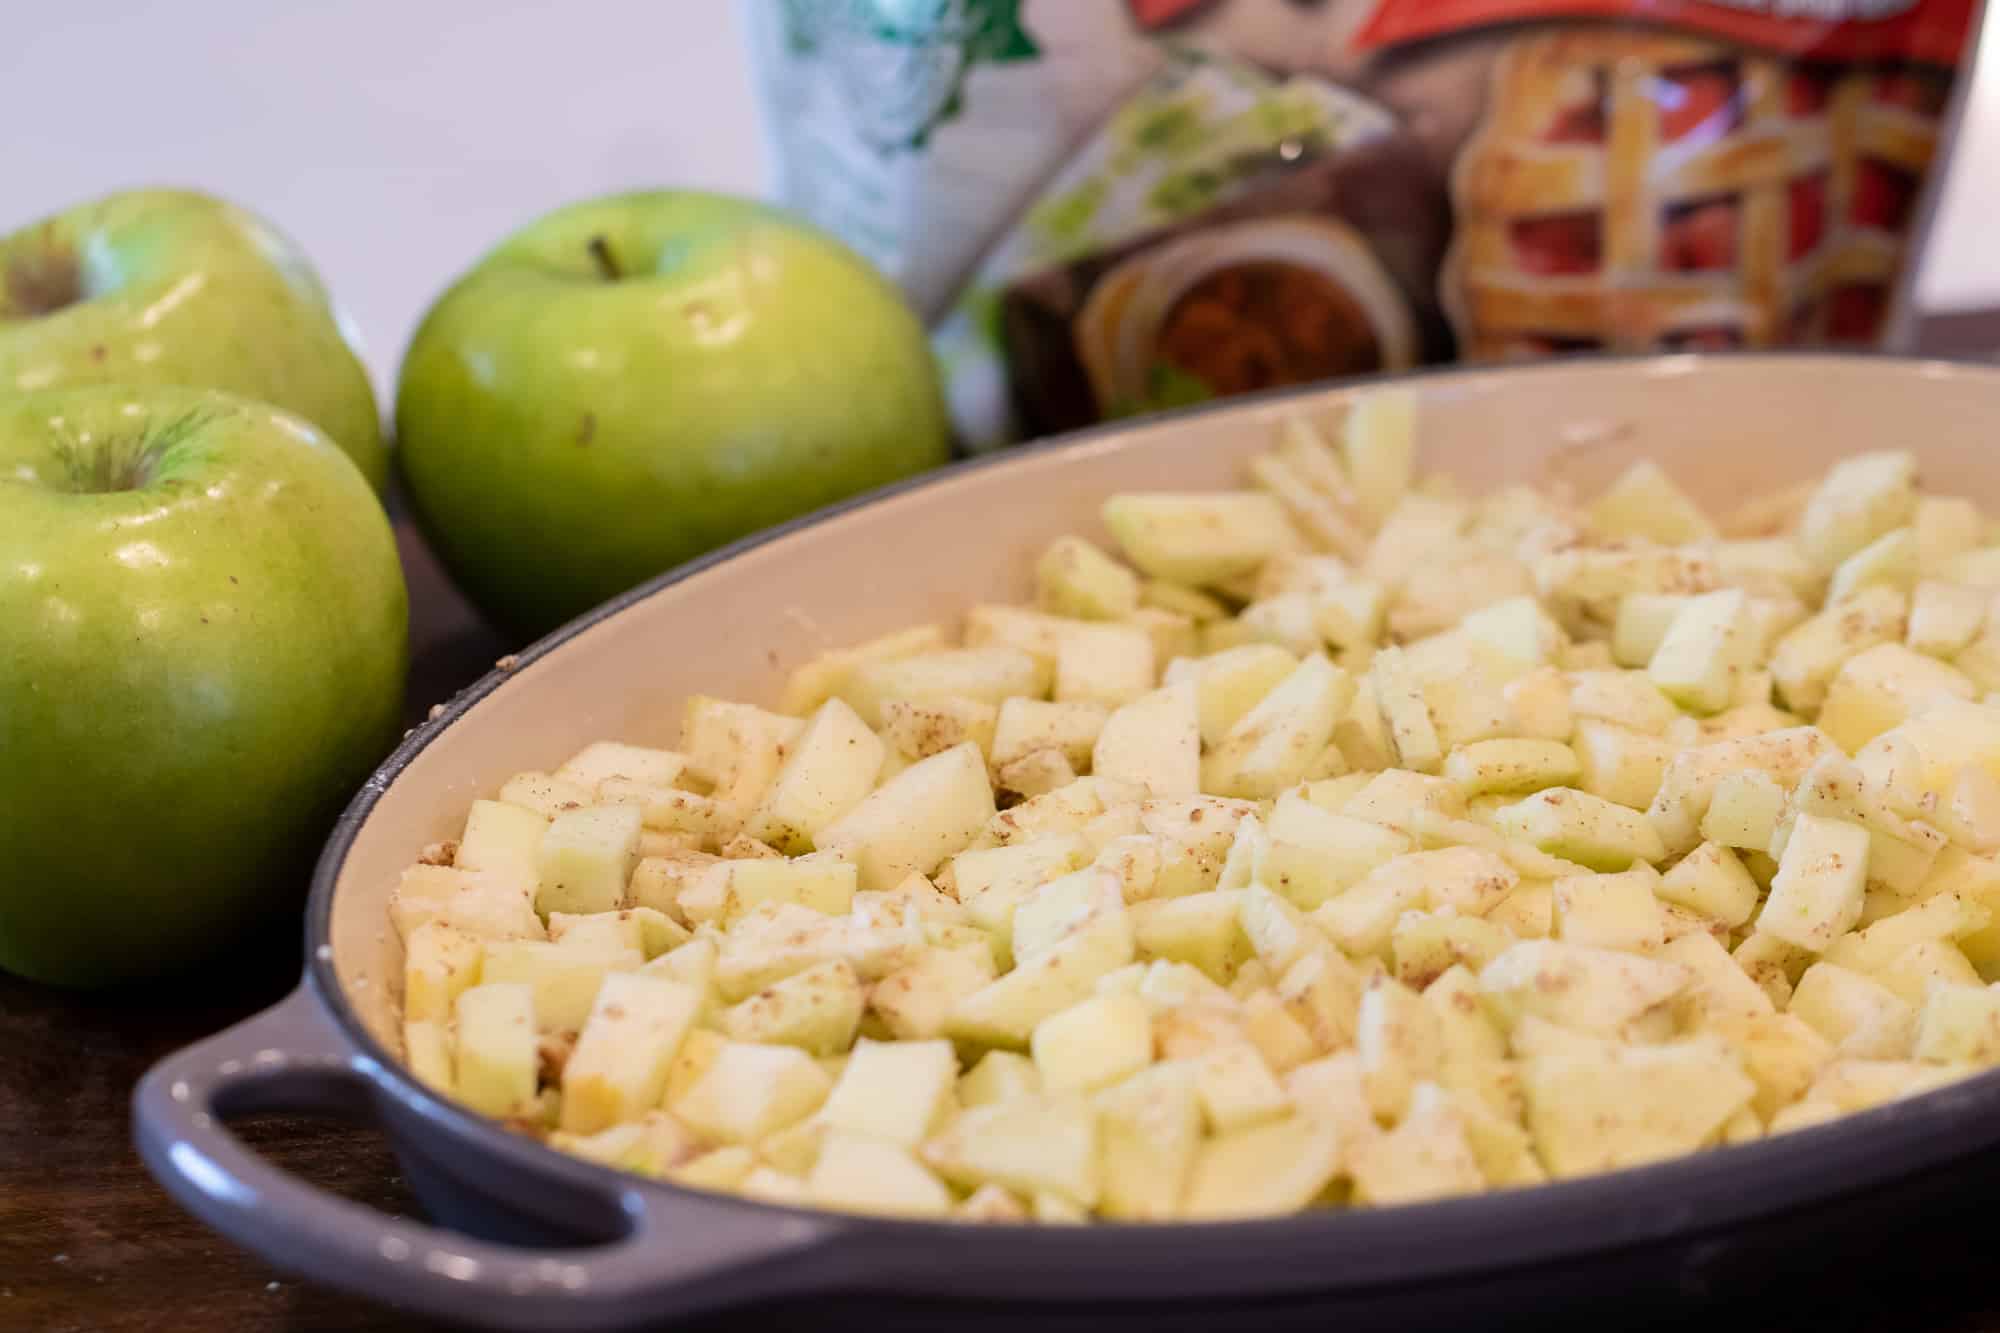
8, 342, 2000, 1330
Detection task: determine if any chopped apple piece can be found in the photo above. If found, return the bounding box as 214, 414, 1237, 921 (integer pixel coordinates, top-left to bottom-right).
716, 959, 864, 1056
1181, 1114, 1342, 1220
818, 1038, 957, 1146
455, 799, 547, 895
536, 805, 643, 916
1797, 451, 1917, 571
1348, 1094, 1484, 1205
1478, 940, 1689, 1035
815, 743, 996, 890
559, 973, 701, 1134
1032, 991, 1153, 1094
1445, 738, 1581, 797
1492, 788, 1665, 872
1588, 460, 1715, 545
1648, 589, 1755, 715
781, 624, 952, 717
555, 742, 687, 794
668, 1041, 832, 1144
946, 908, 1135, 1047
453, 982, 538, 1118
1523, 1039, 1755, 1179
498, 771, 596, 820
1101, 492, 1298, 585
403, 922, 483, 1023
1756, 812, 1869, 952
1202, 654, 1353, 799
1093, 681, 1199, 797
922, 1094, 1100, 1207
480, 939, 639, 1034
678, 856, 858, 926
1553, 866, 1666, 952
740, 698, 885, 853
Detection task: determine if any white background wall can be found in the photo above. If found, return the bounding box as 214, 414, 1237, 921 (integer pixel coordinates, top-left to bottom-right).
6, 0, 1995, 399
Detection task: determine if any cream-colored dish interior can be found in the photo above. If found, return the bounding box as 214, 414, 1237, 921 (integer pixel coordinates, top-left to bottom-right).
330, 355, 2000, 1054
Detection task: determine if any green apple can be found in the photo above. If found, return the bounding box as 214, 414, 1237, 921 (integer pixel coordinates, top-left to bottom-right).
396, 191, 950, 638
0, 386, 408, 987
0, 188, 388, 491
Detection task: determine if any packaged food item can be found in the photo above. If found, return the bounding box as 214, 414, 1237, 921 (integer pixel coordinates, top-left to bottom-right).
749, 0, 1982, 450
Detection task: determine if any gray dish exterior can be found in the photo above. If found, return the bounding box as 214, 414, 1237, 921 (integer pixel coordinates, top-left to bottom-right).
135, 354, 2000, 1331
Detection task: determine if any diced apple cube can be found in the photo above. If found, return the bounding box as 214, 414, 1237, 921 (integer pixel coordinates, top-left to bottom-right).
1913, 983, 2000, 1063
498, 771, 596, 820
1818, 641, 1976, 753
1445, 738, 1581, 797
716, 959, 864, 1056
679, 856, 858, 926
1093, 681, 1199, 797
946, 908, 1135, 1048
1132, 891, 1249, 983
1202, 654, 1353, 799
1798, 451, 1917, 571
480, 939, 638, 1034
1030, 991, 1153, 1094
815, 743, 995, 890
1770, 584, 1908, 715
1101, 492, 1299, 586
1391, 912, 1513, 991
1275, 949, 1366, 1052
453, 982, 538, 1118
1554, 866, 1666, 952
1013, 868, 1122, 963
1348, 1094, 1485, 1205
1588, 460, 1716, 545
1756, 812, 1869, 952
1523, 1040, 1754, 1179
989, 698, 1107, 774
1492, 788, 1665, 871
559, 973, 701, 1134
1658, 841, 1760, 928
1789, 962, 1917, 1058
1367, 646, 1442, 775
669, 1041, 832, 1144
738, 698, 885, 853
403, 1020, 453, 1093
867, 941, 996, 1040
1340, 387, 1417, 523
1820, 891, 1990, 975
781, 624, 951, 717
806, 1132, 953, 1218
1478, 940, 1690, 1035
843, 649, 1049, 728
1700, 772, 1788, 852
555, 742, 687, 794
1648, 589, 1755, 715
1181, 1113, 1342, 1220
1355, 976, 1444, 1121
680, 697, 803, 810
1262, 794, 1413, 909
923, 1094, 1100, 1207
1236, 884, 1326, 975
403, 922, 483, 1023
1570, 720, 1674, 811
1566, 670, 1680, 735
1035, 535, 1140, 621
1825, 526, 1916, 606
1612, 593, 1688, 669
818, 1038, 957, 1146
958, 1050, 1041, 1108
535, 805, 642, 917
455, 799, 548, 895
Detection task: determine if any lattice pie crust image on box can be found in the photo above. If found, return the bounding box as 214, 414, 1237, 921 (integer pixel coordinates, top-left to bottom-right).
1444, 29, 1948, 360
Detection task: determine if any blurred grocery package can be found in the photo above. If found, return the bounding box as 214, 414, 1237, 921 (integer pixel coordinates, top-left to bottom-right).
748, 0, 1984, 450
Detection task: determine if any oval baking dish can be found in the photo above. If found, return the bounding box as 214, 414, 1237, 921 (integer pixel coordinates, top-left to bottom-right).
136, 354, 2000, 1331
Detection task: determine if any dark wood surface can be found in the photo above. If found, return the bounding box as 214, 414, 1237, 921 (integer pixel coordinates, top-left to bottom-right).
9, 327, 2000, 1332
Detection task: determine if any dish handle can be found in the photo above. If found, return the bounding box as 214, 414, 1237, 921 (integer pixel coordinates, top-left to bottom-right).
132, 980, 836, 1330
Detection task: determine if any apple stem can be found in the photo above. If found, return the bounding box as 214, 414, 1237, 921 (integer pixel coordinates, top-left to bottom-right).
588, 235, 621, 282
